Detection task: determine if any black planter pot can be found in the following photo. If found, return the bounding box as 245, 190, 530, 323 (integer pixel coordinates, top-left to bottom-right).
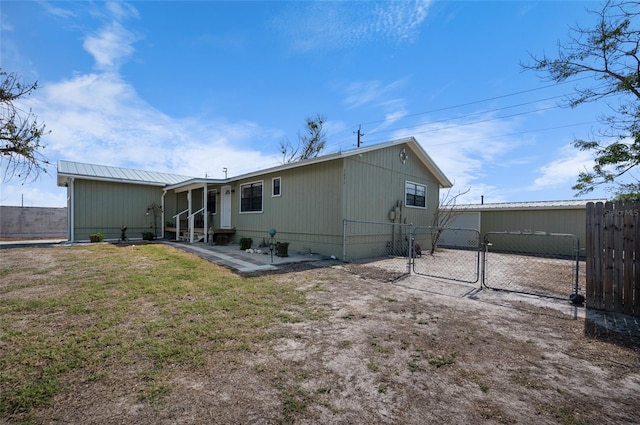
276, 243, 289, 257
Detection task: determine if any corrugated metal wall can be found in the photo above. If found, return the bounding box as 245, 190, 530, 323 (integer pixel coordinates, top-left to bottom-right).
448, 208, 589, 256
481, 209, 588, 255
482, 209, 585, 239
73, 180, 164, 241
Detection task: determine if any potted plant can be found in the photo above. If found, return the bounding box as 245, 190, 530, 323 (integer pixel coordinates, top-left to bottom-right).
89, 232, 104, 243
141, 231, 155, 241
276, 241, 289, 257
239, 237, 253, 250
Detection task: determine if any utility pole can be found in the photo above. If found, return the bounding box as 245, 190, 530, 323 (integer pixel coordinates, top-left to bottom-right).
355, 125, 365, 148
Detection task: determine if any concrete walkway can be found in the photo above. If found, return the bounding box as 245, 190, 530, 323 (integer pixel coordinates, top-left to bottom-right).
163, 241, 331, 274
0, 239, 67, 249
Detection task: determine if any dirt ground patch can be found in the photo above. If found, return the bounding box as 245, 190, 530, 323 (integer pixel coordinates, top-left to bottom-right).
1, 246, 639, 424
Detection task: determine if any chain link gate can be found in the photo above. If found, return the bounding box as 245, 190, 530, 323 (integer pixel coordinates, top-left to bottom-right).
412, 226, 481, 283
482, 231, 583, 299
343, 221, 584, 301
343, 219, 412, 278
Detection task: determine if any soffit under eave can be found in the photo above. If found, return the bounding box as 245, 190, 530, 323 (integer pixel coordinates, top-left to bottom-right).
56, 173, 168, 188
167, 181, 226, 193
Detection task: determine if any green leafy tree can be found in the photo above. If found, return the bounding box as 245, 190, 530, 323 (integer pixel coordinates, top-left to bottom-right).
280, 113, 327, 163
523, 0, 640, 200
0, 69, 50, 182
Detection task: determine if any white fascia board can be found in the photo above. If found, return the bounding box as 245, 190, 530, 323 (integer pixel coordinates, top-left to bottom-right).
165, 179, 225, 192
56, 172, 168, 187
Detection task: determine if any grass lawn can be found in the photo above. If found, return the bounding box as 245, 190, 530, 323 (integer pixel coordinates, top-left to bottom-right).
0, 243, 308, 423
2, 243, 639, 425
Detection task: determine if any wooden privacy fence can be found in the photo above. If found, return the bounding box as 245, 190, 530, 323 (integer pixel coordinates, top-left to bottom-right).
586, 201, 640, 316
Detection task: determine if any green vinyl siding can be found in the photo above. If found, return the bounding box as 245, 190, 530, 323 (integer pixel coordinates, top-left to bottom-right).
342, 145, 439, 227
231, 161, 344, 251
73, 180, 163, 241
65, 140, 447, 257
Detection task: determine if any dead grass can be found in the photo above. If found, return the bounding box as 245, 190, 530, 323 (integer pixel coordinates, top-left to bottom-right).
1, 243, 639, 424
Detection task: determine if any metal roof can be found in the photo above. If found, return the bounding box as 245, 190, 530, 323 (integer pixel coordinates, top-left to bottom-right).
57, 160, 195, 187
58, 137, 452, 191
171, 136, 452, 190
451, 199, 608, 211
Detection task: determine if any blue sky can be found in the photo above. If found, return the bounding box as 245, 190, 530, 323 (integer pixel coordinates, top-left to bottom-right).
1, 0, 616, 207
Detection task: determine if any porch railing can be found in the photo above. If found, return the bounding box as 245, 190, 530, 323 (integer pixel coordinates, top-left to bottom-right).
172, 209, 189, 241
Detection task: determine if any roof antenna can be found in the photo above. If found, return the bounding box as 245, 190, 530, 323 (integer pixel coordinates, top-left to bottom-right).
354, 125, 365, 148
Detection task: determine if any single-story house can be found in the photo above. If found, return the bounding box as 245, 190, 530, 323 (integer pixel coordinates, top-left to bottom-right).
57, 137, 452, 259
445, 199, 607, 256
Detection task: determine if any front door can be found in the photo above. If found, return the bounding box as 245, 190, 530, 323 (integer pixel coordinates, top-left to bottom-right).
221, 185, 232, 229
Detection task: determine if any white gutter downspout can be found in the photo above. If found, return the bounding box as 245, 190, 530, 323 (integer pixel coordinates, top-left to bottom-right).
67, 178, 75, 242
188, 189, 194, 243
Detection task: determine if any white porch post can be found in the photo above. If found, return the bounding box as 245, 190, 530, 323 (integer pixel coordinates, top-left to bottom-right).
188, 189, 194, 243
203, 185, 208, 243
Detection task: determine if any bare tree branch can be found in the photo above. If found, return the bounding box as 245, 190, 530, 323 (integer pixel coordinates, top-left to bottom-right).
280, 113, 327, 163
0, 69, 51, 183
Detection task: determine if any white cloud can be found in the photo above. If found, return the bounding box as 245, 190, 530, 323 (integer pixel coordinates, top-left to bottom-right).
35, 72, 281, 176
343, 79, 409, 131
389, 117, 523, 203
83, 22, 138, 71
344, 81, 387, 109
530, 144, 594, 191
0, 2, 285, 207
372, 0, 431, 42
0, 176, 65, 208
105, 2, 139, 21
273, 1, 433, 52
0, 65, 284, 206
39, 1, 76, 19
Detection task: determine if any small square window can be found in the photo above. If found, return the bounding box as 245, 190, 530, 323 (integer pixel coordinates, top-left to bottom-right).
272, 177, 281, 197
405, 181, 426, 208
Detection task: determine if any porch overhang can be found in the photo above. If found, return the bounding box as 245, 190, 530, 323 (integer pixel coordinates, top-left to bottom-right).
165, 178, 226, 193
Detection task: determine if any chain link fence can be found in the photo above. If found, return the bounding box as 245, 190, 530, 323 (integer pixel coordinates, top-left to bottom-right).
343, 220, 583, 300
343, 220, 412, 278
413, 226, 481, 283
482, 231, 583, 299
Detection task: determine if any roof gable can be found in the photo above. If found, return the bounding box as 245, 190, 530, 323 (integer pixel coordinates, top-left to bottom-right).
219, 137, 453, 189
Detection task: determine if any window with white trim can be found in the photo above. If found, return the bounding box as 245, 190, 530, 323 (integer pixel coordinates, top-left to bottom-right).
405, 181, 426, 208
272, 177, 281, 197
240, 181, 263, 212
